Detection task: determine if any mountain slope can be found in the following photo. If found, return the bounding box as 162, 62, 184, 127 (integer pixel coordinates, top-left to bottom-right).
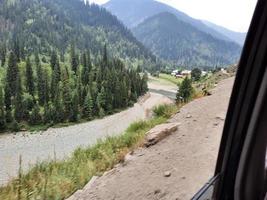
132, 12, 241, 68
0, 0, 155, 65
104, 0, 235, 43
202, 20, 247, 45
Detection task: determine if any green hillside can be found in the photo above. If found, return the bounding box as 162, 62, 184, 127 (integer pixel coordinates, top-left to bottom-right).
133, 12, 241, 68
0, 0, 156, 67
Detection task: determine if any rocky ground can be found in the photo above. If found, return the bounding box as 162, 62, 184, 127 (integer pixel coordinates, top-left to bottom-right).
68, 77, 234, 200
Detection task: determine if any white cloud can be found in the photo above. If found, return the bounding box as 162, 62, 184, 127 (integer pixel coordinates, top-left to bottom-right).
90, 0, 257, 32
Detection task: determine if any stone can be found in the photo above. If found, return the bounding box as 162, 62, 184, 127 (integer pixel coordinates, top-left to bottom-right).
214, 122, 219, 126
216, 114, 226, 121
154, 189, 161, 194
164, 171, 171, 177
186, 114, 192, 118
144, 123, 180, 147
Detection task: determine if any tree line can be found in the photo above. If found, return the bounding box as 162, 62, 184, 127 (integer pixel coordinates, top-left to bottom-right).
0, 44, 148, 131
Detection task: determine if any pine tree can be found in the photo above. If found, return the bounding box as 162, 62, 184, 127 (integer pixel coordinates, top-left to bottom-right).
43, 69, 50, 104
6, 52, 18, 97
83, 90, 93, 119
97, 86, 106, 112
62, 80, 72, 120
0, 86, 6, 130
29, 104, 42, 125
69, 90, 79, 122
53, 87, 64, 123
0, 42, 6, 67
4, 84, 11, 112
120, 78, 128, 107
25, 57, 35, 97
70, 43, 79, 75
87, 49, 92, 72
103, 44, 108, 66
141, 72, 148, 94
13, 37, 20, 62
35, 53, 46, 105
14, 72, 24, 122
50, 51, 57, 70
43, 103, 53, 124
81, 52, 90, 86
50, 52, 61, 100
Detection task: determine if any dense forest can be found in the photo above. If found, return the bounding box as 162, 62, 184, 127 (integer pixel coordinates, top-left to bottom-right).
0, 0, 157, 69
0, 0, 153, 131
133, 12, 241, 68
0, 42, 148, 131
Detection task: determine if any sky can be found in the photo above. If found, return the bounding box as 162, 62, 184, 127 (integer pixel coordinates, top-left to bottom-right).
90, 0, 257, 32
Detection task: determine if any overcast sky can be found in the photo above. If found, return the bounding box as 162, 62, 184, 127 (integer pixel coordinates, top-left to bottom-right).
90, 0, 257, 32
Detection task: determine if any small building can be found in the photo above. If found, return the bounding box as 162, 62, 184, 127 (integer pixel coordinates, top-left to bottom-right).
171, 70, 179, 76
181, 70, 191, 76
175, 74, 184, 78
202, 71, 208, 76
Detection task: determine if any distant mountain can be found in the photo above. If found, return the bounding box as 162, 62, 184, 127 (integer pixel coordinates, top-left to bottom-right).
132, 12, 241, 68
104, 0, 235, 43
0, 0, 155, 65
202, 20, 247, 45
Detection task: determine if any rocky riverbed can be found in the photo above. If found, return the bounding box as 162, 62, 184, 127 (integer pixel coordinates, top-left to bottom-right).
0, 92, 173, 186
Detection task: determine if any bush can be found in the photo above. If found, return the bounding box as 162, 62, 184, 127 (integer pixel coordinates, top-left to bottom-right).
153, 104, 177, 118
176, 77, 194, 103
10, 119, 20, 132
29, 105, 42, 125
126, 120, 148, 133
191, 68, 202, 81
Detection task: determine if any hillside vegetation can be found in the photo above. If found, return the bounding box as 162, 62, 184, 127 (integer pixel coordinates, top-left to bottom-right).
133, 12, 241, 68
0, 0, 158, 132
0, 0, 156, 67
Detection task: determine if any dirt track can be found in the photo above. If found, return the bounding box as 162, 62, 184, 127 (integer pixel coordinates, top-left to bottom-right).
69, 77, 234, 200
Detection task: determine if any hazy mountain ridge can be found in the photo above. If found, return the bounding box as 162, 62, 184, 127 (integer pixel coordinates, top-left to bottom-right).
103, 0, 239, 44
133, 12, 241, 68
202, 20, 247, 45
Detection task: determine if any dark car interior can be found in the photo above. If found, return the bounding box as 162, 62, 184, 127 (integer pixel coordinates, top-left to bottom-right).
192, 0, 267, 199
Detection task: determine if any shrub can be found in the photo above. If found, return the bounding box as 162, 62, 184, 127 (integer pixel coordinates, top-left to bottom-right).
153, 104, 177, 118
10, 119, 20, 132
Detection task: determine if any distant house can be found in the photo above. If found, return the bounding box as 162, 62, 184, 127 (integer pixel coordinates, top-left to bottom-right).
171, 70, 179, 76
181, 70, 191, 76
175, 74, 184, 78
202, 71, 208, 76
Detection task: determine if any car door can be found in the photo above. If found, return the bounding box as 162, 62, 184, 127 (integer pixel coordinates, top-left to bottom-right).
192, 0, 267, 199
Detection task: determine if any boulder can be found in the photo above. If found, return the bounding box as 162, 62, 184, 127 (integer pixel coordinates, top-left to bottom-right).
144, 122, 180, 147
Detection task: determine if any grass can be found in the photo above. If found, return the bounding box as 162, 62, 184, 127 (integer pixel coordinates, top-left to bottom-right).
159, 73, 184, 85
0, 104, 178, 200
152, 104, 178, 118
148, 73, 183, 86
194, 71, 233, 94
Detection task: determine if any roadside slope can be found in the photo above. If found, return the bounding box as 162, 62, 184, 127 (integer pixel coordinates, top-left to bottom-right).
69, 77, 234, 200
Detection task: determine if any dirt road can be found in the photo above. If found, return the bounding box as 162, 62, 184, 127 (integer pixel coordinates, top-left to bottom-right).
69, 77, 234, 200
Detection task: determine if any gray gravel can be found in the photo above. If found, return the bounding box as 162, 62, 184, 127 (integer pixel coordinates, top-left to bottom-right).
0, 92, 172, 185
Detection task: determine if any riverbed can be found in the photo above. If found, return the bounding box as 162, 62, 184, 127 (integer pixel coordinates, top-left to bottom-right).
0, 92, 173, 185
